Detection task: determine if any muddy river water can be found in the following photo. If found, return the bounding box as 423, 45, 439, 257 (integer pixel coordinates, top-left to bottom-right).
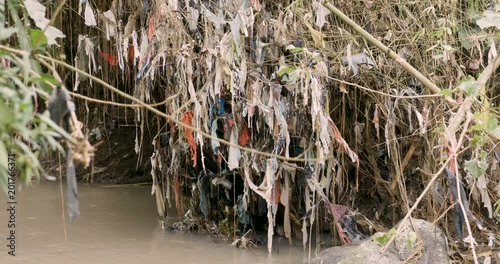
0, 182, 307, 263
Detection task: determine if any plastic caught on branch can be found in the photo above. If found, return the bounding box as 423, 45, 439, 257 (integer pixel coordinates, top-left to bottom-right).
24, 0, 65, 46
313, 0, 330, 29
84, 2, 97, 27
181, 112, 197, 168
48, 88, 80, 221
74, 35, 96, 91
101, 10, 117, 40
228, 128, 241, 170
341, 51, 374, 76
328, 117, 360, 190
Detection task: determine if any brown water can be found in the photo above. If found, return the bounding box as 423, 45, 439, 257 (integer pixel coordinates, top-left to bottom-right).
0, 182, 307, 264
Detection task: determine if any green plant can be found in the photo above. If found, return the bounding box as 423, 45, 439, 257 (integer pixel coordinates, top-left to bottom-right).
0, 0, 66, 193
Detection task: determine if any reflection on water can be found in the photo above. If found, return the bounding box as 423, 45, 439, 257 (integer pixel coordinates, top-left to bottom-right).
0, 182, 306, 263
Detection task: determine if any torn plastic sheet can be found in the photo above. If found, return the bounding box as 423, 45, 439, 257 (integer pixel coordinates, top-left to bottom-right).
237, 194, 251, 230
74, 35, 96, 91
241, 154, 279, 211
101, 10, 117, 40
312, 0, 330, 29
251, 40, 269, 67
24, 0, 66, 46
186, 0, 199, 31
227, 128, 241, 170
342, 51, 374, 75
210, 120, 220, 154
198, 173, 210, 219
84, 2, 97, 26
202, 3, 226, 29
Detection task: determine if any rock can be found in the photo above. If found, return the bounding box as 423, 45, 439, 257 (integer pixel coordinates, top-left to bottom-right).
313, 218, 449, 264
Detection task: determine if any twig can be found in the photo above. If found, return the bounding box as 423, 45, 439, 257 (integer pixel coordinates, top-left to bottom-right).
446, 55, 500, 134
69, 91, 180, 108
446, 113, 478, 264
33, 0, 67, 49
381, 109, 473, 253
325, 75, 444, 99
2, 47, 326, 163
321, 1, 457, 106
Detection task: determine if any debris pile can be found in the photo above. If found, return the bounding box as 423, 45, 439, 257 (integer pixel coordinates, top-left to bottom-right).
62, 0, 500, 259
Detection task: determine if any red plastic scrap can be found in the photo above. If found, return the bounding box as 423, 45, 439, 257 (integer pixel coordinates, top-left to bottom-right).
128, 45, 135, 61
100, 52, 118, 66
238, 123, 250, 146
274, 177, 282, 208
181, 112, 197, 167
148, 17, 155, 41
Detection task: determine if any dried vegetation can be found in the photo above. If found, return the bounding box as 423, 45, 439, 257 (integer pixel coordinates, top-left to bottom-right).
48, 0, 500, 262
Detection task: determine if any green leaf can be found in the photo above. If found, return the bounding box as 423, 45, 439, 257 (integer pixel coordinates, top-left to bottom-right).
0, 100, 14, 127
457, 28, 473, 51
471, 123, 485, 131
464, 159, 488, 179
440, 89, 452, 96
471, 134, 486, 148
486, 115, 498, 133
278, 65, 296, 77
457, 76, 478, 97
285, 44, 303, 53
29, 28, 47, 52
35, 73, 58, 94
376, 234, 389, 245
0, 140, 7, 173
375, 228, 396, 245
406, 231, 417, 250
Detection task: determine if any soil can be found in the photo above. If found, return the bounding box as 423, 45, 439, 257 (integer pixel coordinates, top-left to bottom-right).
42, 126, 154, 185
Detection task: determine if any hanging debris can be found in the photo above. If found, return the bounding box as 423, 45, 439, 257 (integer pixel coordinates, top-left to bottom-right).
61, 0, 500, 260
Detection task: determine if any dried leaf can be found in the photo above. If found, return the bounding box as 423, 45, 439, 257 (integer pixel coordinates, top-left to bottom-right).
329, 117, 360, 189
230, 15, 242, 56
464, 158, 488, 179
305, 21, 325, 48
186, 3, 200, 31
477, 175, 493, 218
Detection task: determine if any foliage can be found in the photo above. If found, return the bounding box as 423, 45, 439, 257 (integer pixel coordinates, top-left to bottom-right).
0, 0, 64, 193
376, 228, 396, 245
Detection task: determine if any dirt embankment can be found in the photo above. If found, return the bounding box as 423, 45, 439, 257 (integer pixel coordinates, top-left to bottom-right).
42, 126, 153, 185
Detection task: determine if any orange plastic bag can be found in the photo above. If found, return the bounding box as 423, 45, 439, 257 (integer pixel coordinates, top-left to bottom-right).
238, 123, 250, 146
181, 112, 197, 167
100, 52, 118, 66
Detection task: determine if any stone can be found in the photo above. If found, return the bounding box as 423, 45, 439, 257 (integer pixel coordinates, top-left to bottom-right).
313, 218, 449, 264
